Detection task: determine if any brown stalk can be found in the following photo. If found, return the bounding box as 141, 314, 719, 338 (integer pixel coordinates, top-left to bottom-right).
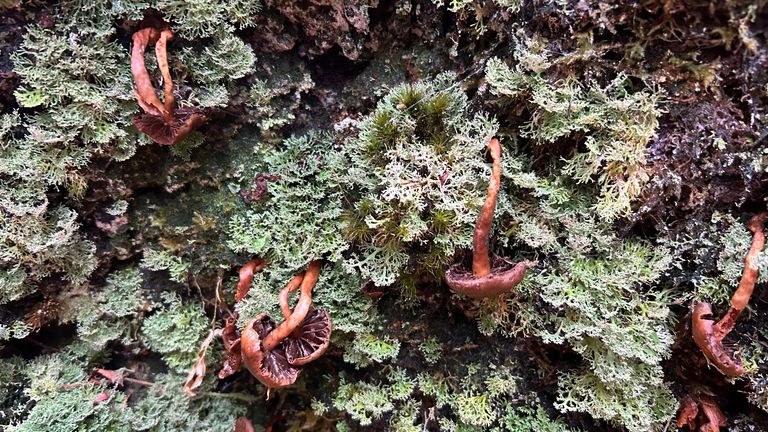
236, 258, 267, 302
261, 261, 320, 351
279, 273, 306, 319
692, 212, 766, 377
472, 137, 501, 277
445, 138, 535, 298
155, 28, 175, 120
131, 27, 166, 117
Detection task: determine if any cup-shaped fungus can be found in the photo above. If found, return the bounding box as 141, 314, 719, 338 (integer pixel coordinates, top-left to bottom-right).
445, 138, 535, 298
692, 212, 766, 377
240, 314, 302, 388
130, 23, 206, 145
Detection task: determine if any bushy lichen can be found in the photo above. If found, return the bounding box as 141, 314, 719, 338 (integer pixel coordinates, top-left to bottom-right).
227, 132, 348, 270
486, 42, 662, 220
141, 293, 209, 371
485, 168, 679, 431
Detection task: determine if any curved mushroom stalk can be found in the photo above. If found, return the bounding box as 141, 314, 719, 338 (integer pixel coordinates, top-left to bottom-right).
130, 23, 206, 145
261, 261, 321, 351
445, 138, 535, 298
131, 27, 166, 118
235, 258, 268, 302
275, 263, 333, 365
692, 212, 766, 377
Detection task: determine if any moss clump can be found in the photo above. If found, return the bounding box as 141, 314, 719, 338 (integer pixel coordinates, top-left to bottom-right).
141, 293, 209, 372
0, 206, 96, 304
342, 73, 498, 288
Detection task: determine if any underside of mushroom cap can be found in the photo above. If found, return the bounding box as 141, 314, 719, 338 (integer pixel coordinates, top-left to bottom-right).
132, 108, 206, 146
284, 306, 332, 366
446, 256, 534, 299
691, 302, 746, 377
241, 314, 301, 388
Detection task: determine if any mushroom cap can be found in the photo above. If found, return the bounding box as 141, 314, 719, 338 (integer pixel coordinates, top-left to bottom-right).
691, 302, 745, 377
241, 314, 301, 388
446, 256, 534, 299
132, 108, 206, 146
284, 306, 332, 366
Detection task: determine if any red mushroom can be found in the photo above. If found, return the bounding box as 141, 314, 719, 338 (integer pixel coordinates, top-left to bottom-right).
240, 313, 302, 389
130, 23, 206, 145
445, 138, 535, 298
692, 212, 766, 377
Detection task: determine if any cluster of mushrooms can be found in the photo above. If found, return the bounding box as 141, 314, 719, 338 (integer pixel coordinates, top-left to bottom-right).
219, 260, 333, 389
130, 20, 206, 145
125, 14, 768, 431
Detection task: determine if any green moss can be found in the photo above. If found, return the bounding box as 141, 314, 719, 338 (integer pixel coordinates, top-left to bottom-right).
142, 249, 191, 283
0, 206, 96, 303
342, 333, 401, 368
227, 132, 349, 269
342, 73, 498, 288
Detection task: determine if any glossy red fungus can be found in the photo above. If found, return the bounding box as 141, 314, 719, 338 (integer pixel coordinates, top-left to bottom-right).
445, 137, 535, 298
240, 313, 302, 389
130, 23, 206, 145
692, 212, 766, 377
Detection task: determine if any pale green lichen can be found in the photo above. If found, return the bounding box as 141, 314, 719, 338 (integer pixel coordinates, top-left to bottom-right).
486, 44, 662, 220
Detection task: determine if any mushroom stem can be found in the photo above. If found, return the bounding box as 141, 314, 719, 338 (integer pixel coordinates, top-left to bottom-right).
131, 27, 166, 118
155, 28, 175, 121
472, 138, 502, 278
279, 273, 306, 319
236, 258, 268, 302
262, 261, 321, 351
714, 212, 766, 338
691, 212, 766, 377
